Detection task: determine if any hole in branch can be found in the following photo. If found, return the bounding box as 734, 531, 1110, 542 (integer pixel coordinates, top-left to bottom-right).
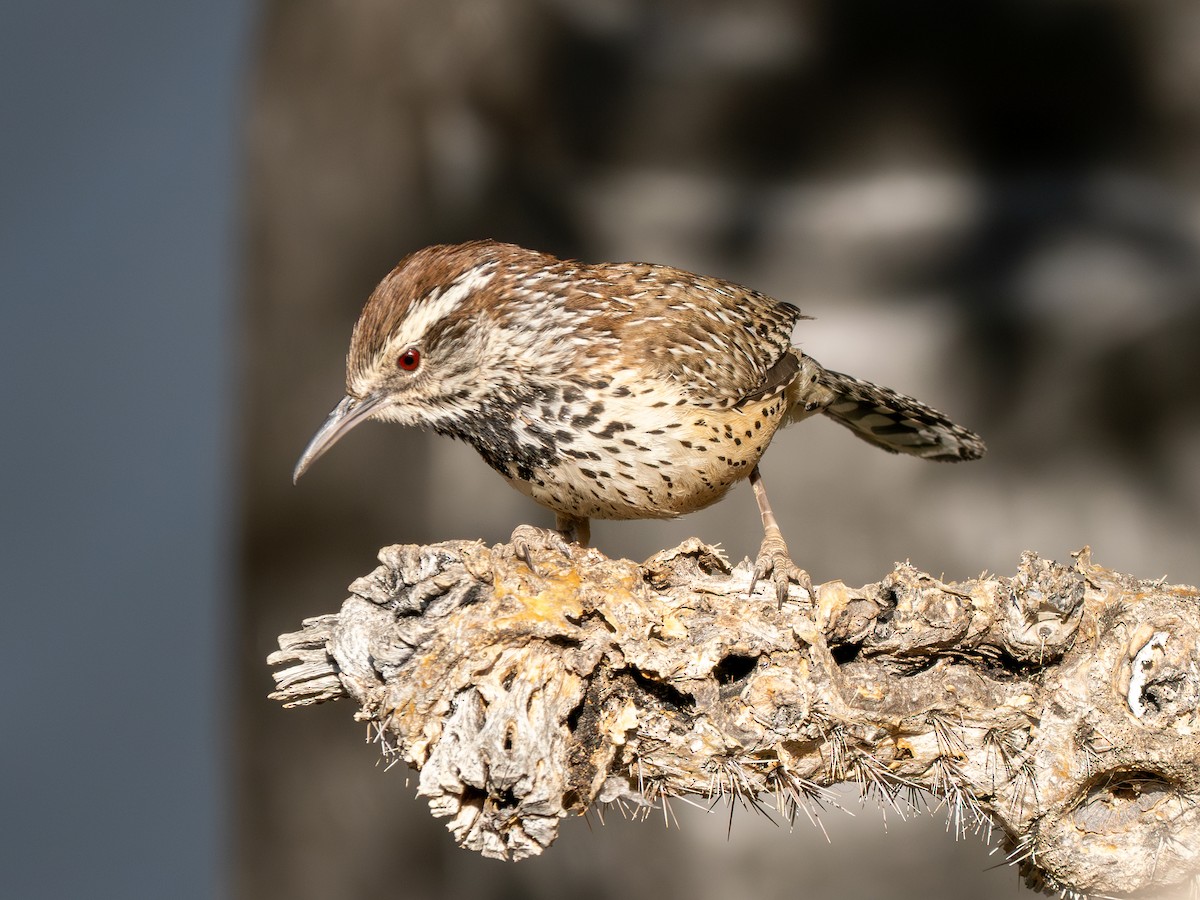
566, 700, 584, 732
1073, 768, 1175, 834
628, 667, 694, 709
713, 653, 758, 685
831, 642, 861, 665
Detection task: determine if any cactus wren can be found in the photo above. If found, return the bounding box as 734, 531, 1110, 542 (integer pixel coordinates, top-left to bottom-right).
294, 240, 985, 602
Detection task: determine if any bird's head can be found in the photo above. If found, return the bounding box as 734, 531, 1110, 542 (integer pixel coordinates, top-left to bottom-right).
293, 241, 516, 483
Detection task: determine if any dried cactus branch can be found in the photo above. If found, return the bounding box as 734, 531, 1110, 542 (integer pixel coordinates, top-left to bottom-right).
268, 537, 1200, 897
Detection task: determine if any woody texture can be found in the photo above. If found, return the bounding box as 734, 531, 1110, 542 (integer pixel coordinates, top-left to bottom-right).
276, 242, 1200, 898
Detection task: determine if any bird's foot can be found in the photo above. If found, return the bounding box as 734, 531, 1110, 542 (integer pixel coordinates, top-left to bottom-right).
749, 533, 813, 606
507, 524, 573, 575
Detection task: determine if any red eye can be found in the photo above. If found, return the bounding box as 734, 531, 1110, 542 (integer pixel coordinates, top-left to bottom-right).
397, 348, 421, 372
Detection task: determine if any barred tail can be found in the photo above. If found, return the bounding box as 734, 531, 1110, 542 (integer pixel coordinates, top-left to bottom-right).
816, 368, 986, 462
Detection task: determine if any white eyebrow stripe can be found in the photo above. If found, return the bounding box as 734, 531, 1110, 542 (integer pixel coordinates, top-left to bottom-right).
394, 265, 495, 348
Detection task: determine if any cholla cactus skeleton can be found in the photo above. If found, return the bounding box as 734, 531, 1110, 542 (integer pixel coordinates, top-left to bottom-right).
270, 539, 1200, 897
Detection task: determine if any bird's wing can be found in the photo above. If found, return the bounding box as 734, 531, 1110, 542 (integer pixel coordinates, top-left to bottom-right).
582, 262, 807, 408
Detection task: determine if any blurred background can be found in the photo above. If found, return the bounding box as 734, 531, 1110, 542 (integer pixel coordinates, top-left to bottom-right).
4, 1, 1200, 898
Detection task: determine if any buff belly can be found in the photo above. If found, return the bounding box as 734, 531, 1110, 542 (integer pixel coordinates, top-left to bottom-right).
501, 386, 790, 520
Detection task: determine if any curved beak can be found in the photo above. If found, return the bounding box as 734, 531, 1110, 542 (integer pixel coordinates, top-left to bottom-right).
293, 393, 388, 483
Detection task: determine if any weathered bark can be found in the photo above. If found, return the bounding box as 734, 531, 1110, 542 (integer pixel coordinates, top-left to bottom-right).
269, 538, 1200, 898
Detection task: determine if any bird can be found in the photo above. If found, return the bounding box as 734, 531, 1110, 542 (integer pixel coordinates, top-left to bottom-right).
294, 240, 985, 602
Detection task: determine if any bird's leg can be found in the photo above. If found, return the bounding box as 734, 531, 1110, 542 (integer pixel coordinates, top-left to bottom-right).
748, 464, 813, 605
555, 513, 590, 548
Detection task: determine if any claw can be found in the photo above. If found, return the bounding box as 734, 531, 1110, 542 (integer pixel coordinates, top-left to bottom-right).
508, 524, 572, 575
749, 533, 813, 607
516, 540, 537, 572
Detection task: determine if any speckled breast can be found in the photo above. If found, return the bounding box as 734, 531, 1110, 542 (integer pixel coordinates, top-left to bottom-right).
493, 374, 793, 521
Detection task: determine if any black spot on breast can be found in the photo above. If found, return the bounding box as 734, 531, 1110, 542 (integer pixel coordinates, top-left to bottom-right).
444, 395, 558, 484
592, 421, 629, 439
